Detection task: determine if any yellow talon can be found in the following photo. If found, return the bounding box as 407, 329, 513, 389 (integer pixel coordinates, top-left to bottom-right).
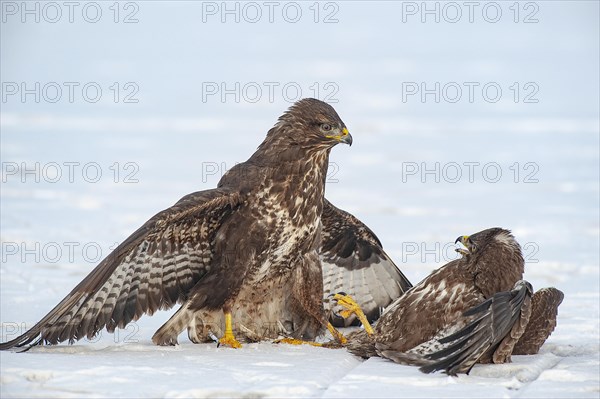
218, 312, 242, 348
332, 293, 375, 336
273, 323, 348, 347
274, 338, 323, 347
219, 333, 242, 348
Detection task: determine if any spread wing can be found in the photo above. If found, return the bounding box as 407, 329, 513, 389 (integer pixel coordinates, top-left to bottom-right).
320, 199, 412, 327
420, 280, 533, 375
0, 188, 242, 350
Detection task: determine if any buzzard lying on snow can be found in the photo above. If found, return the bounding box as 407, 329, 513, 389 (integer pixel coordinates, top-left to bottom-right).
0, 98, 411, 350
340, 227, 563, 375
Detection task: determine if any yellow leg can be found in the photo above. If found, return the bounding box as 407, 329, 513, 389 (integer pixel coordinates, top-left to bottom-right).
332, 293, 374, 336
218, 312, 242, 348
273, 323, 347, 347
274, 338, 323, 347
327, 322, 348, 345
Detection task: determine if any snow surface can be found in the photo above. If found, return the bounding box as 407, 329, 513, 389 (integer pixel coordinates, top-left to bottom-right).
1, 1, 599, 398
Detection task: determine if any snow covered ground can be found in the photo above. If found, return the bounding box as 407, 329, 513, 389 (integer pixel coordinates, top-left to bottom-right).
1, 1, 598, 397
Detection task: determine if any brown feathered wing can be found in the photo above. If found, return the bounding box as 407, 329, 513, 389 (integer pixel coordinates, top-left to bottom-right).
320, 199, 412, 327
420, 280, 534, 375
0, 188, 241, 350
512, 287, 564, 355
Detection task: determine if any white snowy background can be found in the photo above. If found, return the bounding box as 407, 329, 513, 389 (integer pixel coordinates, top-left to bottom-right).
1, 1, 598, 397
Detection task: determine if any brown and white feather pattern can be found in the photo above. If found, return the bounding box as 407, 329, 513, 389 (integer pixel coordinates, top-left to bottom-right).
347, 227, 563, 375
419, 280, 534, 375
0, 189, 240, 349
512, 287, 564, 355
320, 199, 412, 327
2, 98, 368, 350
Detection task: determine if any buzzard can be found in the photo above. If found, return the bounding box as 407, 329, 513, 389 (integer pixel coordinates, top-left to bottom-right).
339, 227, 563, 375
0, 98, 410, 350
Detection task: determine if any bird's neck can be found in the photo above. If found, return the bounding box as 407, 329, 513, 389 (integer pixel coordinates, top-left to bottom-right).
219, 144, 332, 214
256, 147, 331, 229
258, 149, 330, 204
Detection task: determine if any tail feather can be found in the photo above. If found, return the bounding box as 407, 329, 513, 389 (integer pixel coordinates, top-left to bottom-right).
512, 287, 564, 355
345, 329, 378, 358
151, 303, 193, 346
376, 342, 434, 368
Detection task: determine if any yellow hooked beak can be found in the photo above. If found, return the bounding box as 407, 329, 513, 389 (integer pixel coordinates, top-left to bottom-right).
326, 127, 353, 146
455, 235, 472, 256
455, 235, 470, 245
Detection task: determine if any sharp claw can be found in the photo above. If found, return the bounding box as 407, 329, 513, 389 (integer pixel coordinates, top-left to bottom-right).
329, 292, 353, 319
208, 331, 220, 347
330, 293, 375, 336
218, 334, 242, 349
328, 292, 349, 318
328, 291, 347, 300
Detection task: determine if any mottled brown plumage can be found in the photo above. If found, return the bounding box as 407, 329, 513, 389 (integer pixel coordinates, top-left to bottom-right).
1, 98, 411, 350
320, 200, 412, 327
346, 228, 563, 375
419, 280, 534, 374
512, 287, 564, 355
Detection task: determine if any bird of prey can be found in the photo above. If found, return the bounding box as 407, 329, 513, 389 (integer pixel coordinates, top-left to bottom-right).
337, 227, 563, 375
0, 98, 410, 351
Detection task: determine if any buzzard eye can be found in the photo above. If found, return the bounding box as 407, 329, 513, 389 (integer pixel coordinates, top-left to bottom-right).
468, 238, 478, 251
321, 123, 333, 132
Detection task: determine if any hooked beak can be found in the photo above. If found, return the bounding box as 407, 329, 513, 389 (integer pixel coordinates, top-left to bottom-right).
455, 235, 471, 256
327, 127, 353, 146
455, 235, 469, 245
339, 128, 353, 146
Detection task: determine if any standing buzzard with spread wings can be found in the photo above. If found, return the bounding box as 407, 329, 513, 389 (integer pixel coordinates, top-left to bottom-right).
0, 98, 411, 351
339, 227, 563, 375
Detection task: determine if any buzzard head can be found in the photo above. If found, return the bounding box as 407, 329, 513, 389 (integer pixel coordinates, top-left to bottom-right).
264, 98, 352, 152
455, 227, 521, 258
455, 227, 525, 297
